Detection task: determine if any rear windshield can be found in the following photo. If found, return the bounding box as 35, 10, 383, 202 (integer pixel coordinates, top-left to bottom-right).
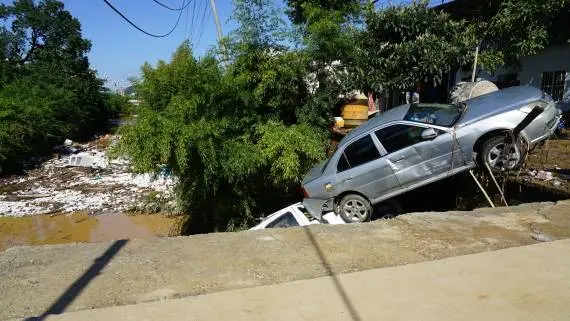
404, 103, 463, 127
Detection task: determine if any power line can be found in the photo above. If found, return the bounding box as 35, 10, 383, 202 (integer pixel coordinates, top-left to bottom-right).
102, 0, 187, 38
151, 0, 192, 11
189, 0, 197, 44
195, 0, 210, 48
183, 1, 190, 41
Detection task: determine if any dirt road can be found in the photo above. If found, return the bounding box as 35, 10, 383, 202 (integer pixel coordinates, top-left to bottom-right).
1, 200, 569, 320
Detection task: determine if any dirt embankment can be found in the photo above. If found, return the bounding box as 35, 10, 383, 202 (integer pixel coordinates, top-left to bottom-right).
1, 200, 569, 320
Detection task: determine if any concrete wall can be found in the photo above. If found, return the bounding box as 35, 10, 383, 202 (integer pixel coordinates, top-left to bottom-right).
455, 45, 570, 102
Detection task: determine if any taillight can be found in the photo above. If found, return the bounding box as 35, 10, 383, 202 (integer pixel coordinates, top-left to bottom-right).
301, 187, 309, 198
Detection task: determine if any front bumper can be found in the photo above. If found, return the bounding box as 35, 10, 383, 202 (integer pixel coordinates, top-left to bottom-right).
302, 198, 334, 220
531, 113, 561, 144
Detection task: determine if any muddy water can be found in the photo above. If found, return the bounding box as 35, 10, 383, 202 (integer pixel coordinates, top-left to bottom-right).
0, 212, 182, 251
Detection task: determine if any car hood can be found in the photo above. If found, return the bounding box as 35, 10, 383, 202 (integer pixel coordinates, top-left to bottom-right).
303, 159, 327, 184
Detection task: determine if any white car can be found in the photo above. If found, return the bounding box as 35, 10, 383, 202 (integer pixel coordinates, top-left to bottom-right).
250, 203, 345, 230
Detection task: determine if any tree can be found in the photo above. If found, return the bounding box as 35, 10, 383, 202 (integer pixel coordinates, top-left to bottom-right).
0, 0, 107, 173
286, 0, 361, 25
466, 0, 570, 72
118, 0, 328, 233
349, 2, 475, 94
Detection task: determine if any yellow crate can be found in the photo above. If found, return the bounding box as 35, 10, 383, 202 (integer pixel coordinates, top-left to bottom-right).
341, 104, 369, 120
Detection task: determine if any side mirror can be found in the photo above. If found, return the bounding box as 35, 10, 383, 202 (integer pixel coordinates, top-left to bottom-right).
421, 128, 438, 140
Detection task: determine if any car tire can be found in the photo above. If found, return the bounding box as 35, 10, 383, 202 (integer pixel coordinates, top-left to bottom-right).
480, 135, 525, 173
373, 200, 402, 220
338, 194, 372, 223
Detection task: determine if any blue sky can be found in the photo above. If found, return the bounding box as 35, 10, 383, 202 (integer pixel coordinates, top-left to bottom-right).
60, 0, 239, 89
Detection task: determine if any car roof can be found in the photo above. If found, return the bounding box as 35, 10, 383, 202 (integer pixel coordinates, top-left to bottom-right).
339, 105, 410, 147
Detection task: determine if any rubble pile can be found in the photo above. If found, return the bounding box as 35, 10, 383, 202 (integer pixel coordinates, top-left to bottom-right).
0, 136, 176, 217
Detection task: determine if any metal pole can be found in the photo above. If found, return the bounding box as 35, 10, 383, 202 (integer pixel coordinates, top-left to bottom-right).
471, 44, 479, 83
469, 170, 495, 208
208, 0, 228, 63
484, 163, 508, 207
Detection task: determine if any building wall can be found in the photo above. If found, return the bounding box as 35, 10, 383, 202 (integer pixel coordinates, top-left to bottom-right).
519, 45, 570, 102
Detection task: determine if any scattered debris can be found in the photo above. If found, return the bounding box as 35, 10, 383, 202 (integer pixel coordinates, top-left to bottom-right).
0, 135, 176, 217
68, 151, 108, 168
531, 232, 556, 242
536, 170, 554, 181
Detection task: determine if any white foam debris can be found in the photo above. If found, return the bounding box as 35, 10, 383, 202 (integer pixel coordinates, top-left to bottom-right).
0, 136, 176, 217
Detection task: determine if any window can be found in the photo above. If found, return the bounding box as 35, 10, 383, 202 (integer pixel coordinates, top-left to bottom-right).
375, 125, 425, 154
404, 103, 462, 127
541, 71, 566, 101
337, 135, 380, 172
266, 212, 299, 228
337, 153, 350, 172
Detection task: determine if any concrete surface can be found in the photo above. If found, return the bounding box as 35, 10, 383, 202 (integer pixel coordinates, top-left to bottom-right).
2, 201, 570, 320
45, 240, 570, 321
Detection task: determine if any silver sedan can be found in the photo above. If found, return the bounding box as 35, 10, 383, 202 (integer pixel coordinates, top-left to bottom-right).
302, 85, 561, 223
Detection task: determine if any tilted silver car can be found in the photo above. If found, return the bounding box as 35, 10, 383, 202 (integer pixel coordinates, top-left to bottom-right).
302, 85, 562, 223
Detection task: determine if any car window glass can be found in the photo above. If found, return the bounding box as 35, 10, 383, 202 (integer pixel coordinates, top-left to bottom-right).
404, 103, 462, 127
337, 153, 350, 172
375, 124, 425, 153
266, 212, 299, 228
339, 135, 380, 171
297, 206, 314, 221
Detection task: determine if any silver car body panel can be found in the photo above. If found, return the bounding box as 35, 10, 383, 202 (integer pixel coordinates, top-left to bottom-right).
302, 86, 561, 219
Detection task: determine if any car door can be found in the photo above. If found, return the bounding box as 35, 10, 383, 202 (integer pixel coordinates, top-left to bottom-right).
335, 134, 400, 201
374, 124, 454, 189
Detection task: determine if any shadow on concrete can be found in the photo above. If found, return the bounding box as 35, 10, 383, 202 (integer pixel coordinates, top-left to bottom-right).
25, 239, 128, 321
303, 227, 362, 321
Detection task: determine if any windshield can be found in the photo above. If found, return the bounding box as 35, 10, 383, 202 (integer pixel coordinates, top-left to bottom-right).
404, 103, 463, 127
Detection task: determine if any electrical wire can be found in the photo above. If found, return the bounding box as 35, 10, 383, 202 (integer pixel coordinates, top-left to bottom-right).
183, 0, 190, 41
189, 0, 197, 44
151, 0, 192, 11
195, 0, 210, 48
102, 0, 186, 38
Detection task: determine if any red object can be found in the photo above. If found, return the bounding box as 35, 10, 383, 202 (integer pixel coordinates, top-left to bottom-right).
367, 91, 375, 112
301, 187, 309, 198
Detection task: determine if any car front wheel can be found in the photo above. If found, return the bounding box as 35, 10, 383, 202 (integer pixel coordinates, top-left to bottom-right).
338, 194, 372, 223
481, 136, 524, 172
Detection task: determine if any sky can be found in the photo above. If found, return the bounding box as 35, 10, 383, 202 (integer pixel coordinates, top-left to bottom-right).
59, 0, 239, 89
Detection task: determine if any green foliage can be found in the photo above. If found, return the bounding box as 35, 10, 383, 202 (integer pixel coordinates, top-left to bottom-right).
350, 2, 475, 92
0, 0, 109, 173
103, 92, 131, 118
286, 0, 362, 24
118, 39, 327, 232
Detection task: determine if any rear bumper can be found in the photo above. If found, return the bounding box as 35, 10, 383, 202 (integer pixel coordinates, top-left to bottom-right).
302, 198, 334, 220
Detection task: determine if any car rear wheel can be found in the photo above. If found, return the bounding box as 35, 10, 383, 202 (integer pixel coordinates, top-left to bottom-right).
338, 194, 372, 223
481, 136, 524, 172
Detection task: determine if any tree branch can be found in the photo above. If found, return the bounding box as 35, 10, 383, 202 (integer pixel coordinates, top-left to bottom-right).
20, 28, 38, 64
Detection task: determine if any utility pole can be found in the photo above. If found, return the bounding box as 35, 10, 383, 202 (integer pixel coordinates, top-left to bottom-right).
208, 0, 229, 63
471, 44, 479, 82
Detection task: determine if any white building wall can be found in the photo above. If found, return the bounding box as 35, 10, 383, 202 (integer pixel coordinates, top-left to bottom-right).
518, 45, 570, 102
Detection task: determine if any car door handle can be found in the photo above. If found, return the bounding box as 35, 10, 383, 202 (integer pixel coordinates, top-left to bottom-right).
392, 155, 406, 163
343, 177, 353, 183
